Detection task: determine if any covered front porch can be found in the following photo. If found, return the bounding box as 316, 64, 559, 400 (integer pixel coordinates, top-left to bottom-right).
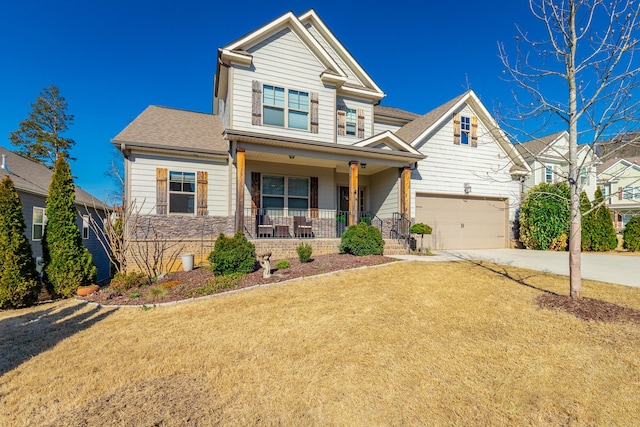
226, 129, 425, 242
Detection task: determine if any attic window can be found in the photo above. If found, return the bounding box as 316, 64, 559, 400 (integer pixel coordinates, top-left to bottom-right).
460, 116, 470, 145
453, 114, 478, 147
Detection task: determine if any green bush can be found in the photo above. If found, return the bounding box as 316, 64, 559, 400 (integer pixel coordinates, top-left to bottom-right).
42, 156, 96, 297
189, 272, 244, 297
584, 187, 617, 251
208, 232, 256, 276
339, 222, 385, 256
275, 259, 290, 269
0, 176, 40, 308
296, 242, 313, 263
109, 271, 148, 293
623, 216, 640, 251
519, 182, 570, 250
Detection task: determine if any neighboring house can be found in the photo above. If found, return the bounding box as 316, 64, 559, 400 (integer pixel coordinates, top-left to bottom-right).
113, 9, 529, 254
516, 131, 598, 198
597, 156, 640, 230
0, 147, 111, 283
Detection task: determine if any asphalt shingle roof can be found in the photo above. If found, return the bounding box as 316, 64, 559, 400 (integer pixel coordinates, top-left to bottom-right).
112, 106, 228, 154
515, 131, 566, 158
373, 105, 420, 122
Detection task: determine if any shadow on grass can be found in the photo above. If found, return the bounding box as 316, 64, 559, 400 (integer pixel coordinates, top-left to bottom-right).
443, 252, 560, 296
0, 302, 117, 376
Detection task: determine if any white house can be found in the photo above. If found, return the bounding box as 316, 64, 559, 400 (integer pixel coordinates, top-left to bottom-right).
113, 9, 529, 256
597, 156, 640, 230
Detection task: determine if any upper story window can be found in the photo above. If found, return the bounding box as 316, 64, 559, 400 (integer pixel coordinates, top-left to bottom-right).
337, 106, 364, 138
545, 165, 554, 183
453, 114, 477, 147
623, 186, 640, 200
580, 168, 588, 184
345, 108, 357, 136
32, 207, 46, 240
169, 171, 195, 214
262, 85, 309, 130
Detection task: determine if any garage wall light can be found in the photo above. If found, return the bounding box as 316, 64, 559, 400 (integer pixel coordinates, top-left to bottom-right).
464, 183, 471, 194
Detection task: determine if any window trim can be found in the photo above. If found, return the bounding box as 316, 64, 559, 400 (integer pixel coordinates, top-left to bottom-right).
460, 116, 471, 145
345, 108, 357, 136
168, 170, 196, 214
32, 206, 46, 241
82, 215, 90, 239
261, 175, 310, 214
262, 84, 310, 131
545, 165, 554, 183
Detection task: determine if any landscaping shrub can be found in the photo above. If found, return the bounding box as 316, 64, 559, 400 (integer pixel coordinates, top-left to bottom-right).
189, 272, 244, 297
623, 216, 640, 251
0, 176, 40, 308
42, 156, 96, 297
208, 232, 256, 276
296, 242, 312, 263
586, 187, 617, 251
580, 191, 593, 251
339, 222, 385, 256
519, 182, 570, 250
110, 271, 148, 293
410, 222, 433, 252
275, 260, 291, 269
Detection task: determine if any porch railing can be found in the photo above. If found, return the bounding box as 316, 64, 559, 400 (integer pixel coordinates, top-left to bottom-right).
243, 208, 382, 239
390, 212, 413, 251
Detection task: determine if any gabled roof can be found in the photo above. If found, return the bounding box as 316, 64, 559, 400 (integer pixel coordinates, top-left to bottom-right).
0, 146, 106, 208
215, 10, 385, 101
112, 106, 228, 156
597, 156, 640, 178
374, 105, 421, 123
353, 131, 423, 157
393, 90, 530, 175
515, 131, 567, 158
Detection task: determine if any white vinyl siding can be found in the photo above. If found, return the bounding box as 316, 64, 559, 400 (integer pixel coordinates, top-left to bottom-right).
127, 153, 228, 216
374, 120, 404, 135
232, 27, 335, 142
369, 167, 400, 219
304, 23, 365, 87
410, 104, 519, 221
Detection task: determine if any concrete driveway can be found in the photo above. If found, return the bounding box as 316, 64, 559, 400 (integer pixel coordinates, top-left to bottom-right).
391, 249, 639, 288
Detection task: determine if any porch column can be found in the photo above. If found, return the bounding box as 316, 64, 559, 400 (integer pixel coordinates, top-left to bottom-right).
349, 161, 359, 225
235, 148, 246, 233
401, 166, 411, 234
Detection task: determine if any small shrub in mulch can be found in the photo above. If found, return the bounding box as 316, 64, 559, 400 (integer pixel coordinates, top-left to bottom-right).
537, 293, 640, 324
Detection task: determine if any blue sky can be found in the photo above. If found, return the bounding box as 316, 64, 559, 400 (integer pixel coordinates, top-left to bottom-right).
1, 0, 540, 200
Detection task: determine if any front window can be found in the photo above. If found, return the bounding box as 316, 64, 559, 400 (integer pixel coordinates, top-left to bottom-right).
623, 186, 634, 200
345, 108, 357, 136
263, 85, 309, 130
169, 171, 195, 214
545, 166, 553, 183
580, 168, 587, 184
82, 215, 90, 239
262, 175, 309, 215
460, 116, 471, 145
32, 207, 46, 240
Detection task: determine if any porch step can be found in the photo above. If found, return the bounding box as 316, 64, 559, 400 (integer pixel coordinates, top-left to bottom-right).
383, 239, 409, 255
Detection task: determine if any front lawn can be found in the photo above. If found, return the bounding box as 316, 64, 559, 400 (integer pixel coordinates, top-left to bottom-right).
1, 261, 639, 425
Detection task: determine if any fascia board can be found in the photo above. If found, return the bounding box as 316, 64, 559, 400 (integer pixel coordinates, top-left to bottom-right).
338, 85, 385, 101
353, 131, 423, 156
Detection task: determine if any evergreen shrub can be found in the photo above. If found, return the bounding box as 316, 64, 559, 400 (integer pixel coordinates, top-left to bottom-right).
208, 232, 256, 276
339, 222, 385, 256
623, 216, 640, 251
296, 242, 312, 263
519, 182, 570, 250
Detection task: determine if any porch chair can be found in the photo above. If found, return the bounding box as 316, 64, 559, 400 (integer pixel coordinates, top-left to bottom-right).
293, 216, 313, 238
257, 214, 274, 238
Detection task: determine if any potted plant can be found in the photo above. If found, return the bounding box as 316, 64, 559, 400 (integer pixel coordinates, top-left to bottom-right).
360, 215, 372, 225
410, 223, 433, 254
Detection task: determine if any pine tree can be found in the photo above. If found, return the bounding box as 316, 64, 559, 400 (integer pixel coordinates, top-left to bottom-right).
42, 156, 96, 298
0, 176, 40, 308
579, 191, 593, 251
9, 85, 75, 168
591, 187, 618, 251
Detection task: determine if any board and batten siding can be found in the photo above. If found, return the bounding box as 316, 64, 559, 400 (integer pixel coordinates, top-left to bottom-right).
245, 161, 335, 211
232, 27, 336, 143
411, 104, 520, 220
336, 96, 372, 145
369, 168, 400, 219
128, 153, 229, 216
304, 23, 364, 87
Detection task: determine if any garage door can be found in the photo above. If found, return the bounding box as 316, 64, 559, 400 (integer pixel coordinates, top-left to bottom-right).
415, 194, 507, 249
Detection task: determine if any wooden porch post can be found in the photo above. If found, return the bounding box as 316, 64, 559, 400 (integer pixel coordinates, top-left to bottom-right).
401, 166, 411, 235
349, 161, 359, 226
235, 148, 246, 233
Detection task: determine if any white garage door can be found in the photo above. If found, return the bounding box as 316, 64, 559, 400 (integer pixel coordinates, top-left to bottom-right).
415, 194, 508, 249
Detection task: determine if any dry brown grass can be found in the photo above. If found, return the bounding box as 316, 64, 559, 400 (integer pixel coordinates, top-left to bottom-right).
1, 261, 639, 426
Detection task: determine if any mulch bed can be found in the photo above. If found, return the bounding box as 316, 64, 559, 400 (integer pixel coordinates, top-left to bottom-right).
537, 293, 640, 324
79, 254, 397, 306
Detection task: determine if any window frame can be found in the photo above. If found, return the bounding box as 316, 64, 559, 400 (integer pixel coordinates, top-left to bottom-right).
32, 206, 46, 241
262, 84, 310, 131
345, 108, 357, 136
623, 186, 634, 200
460, 116, 471, 145
545, 165, 554, 183
261, 175, 310, 215
168, 170, 196, 214
82, 215, 90, 239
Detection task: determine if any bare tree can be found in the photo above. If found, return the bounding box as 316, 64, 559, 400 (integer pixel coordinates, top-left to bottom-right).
499, 0, 640, 298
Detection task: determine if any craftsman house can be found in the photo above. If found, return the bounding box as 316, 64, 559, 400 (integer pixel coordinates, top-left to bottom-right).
113, 10, 529, 256
597, 156, 640, 230
0, 147, 111, 282
516, 131, 598, 198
